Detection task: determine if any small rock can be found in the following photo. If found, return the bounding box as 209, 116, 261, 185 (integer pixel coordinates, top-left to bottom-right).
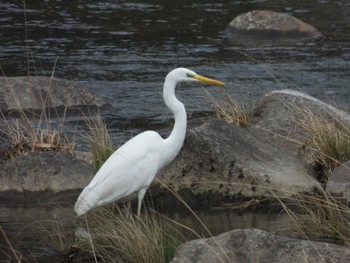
225, 10, 321, 43
326, 161, 350, 199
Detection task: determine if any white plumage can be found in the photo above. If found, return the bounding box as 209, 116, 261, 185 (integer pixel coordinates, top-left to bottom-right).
74, 68, 225, 217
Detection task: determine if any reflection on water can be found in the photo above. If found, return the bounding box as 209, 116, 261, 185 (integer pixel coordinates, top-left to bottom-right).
169, 208, 292, 238
0, 206, 293, 262
0, 206, 76, 262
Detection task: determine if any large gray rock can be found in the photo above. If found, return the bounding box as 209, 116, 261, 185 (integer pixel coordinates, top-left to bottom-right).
0, 151, 94, 205
0, 76, 112, 117
225, 10, 321, 43
155, 116, 320, 207
249, 89, 350, 154
155, 89, 350, 207
170, 228, 350, 263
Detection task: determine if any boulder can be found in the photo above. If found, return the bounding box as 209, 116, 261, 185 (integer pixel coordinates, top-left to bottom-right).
155, 89, 350, 207
0, 76, 112, 117
249, 89, 350, 153
0, 151, 94, 205
154, 116, 320, 208
225, 10, 321, 43
170, 228, 350, 263
326, 161, 350, 199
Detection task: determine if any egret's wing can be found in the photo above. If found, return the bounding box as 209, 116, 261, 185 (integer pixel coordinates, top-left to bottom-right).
75, 131, 163, 215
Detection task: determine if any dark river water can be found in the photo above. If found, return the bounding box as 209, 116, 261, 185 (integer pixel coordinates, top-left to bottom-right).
0, 0, 350, 261
1, 0, 350, 126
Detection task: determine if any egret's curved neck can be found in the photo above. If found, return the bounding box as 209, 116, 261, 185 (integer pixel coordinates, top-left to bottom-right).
162, 77, 187, 166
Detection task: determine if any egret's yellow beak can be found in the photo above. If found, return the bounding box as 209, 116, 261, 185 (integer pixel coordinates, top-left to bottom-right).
195, 75, 225, 86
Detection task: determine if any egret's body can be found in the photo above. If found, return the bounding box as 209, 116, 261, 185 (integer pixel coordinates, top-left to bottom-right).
74, 68, 225, 217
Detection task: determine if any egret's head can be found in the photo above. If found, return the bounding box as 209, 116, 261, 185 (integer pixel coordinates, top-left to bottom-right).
167, 67, 225, 86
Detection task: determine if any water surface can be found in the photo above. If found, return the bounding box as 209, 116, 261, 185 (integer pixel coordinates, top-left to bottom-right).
1, 0, 349, 129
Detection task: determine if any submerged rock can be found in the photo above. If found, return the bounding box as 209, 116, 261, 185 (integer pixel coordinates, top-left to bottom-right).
225, 10, 321, 44
170, 228, 350, 263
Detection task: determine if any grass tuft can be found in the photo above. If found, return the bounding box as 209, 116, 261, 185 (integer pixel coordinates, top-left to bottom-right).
205, 89, 254, 128
0, 61, 75, 161
76, 206, 184, 263
277, 189, 350, 246
298, 108, 350, 179
0, 117, 75, 161
84, 116, 114, 171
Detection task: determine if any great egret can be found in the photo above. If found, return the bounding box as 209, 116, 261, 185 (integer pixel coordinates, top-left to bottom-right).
74, 68, 225, 217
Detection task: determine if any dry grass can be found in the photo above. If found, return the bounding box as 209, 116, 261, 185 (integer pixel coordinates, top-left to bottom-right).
0, 226, 25, 263
66, 180, 232, 263
75, 206, 184, 263
261, 104, 350, 246
84, 116, 114, 171
0, 117, 75, 161
205, 89, 254, 128
0, 60, 75, 161
298, 108, 350, 178
277, 189, 350, 246
42, 215, 77, 259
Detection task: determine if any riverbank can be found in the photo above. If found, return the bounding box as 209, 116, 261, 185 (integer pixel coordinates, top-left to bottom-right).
1, 76, 350, 261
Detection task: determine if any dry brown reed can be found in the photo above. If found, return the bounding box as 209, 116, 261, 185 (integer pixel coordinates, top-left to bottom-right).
0, 117, 75, 161
275, 189, 350, 246
0, 58, 75, 161
84, 115, 114, 171
76, 206, 184, 263
204, 89, 254, 128
298, 108, 350, 178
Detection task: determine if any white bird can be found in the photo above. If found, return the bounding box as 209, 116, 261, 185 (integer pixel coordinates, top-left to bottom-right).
74, 68, 225, 217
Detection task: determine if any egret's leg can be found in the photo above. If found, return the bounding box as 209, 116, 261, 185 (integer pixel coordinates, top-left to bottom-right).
137, 188, 147, 217
126, 201, 131, 212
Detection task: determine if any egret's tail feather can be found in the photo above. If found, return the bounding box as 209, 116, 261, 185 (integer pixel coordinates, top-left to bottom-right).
74, 187, 100, 216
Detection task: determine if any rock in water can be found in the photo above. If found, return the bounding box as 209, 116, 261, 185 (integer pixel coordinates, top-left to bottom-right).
225, 10, 321, 43
0, 151, 94, 205
0, 76, 112, 118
